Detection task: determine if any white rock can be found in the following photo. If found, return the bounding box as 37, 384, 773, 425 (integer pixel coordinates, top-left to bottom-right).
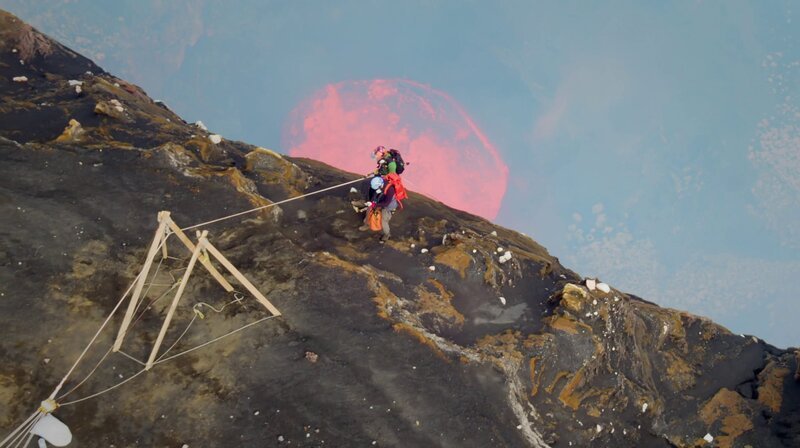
596, 424, 602, 433
110, 99, 122, 106
592, 299, 597, 306
349, 187, 358, 193
490, 230, 497, 236
195, 121, 208, 131
254, 411, 259, 416
596, 283, 611, 293
12, 48, 17, 53
75, 85, 82, 94
421, 248, 429, 254
428, 266, 435, 271
68, 80, 83, 86
12, 76, 28, 82
496, 247, 503, 253
516, 424, 522, 429
410, 243, 416, 248
472, 249, 477, 253
703, 433, 714, 443
585, 278, 597, 291
209, 134, 222, 144
499, 297, 506, 305
642, 402, 648, 413
277, 435, 284, 442
182, 445, 189, 448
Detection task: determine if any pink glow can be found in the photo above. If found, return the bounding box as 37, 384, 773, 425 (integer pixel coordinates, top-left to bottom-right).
283, 79, 508, 219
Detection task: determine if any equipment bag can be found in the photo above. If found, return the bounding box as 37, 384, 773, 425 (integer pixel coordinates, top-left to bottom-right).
368, 207, 382, 231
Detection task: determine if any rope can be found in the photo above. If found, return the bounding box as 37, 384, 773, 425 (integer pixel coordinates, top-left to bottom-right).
54, 238, 176, 401
154, 292, 246, 361
154, 315, 278, 365
6, 173, 362, 432
56, 346, 112, 400
59, 369, 147, 407
116, 350, 146, 366
181, 177, 365, 231
155, 314, 197, 362
0, 411, 38, 448
58, 314, 278, 407
46, 267, 145, 401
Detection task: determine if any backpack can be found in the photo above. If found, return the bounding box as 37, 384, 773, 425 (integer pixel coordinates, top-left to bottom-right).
385, 173, 408, 208
387, 149, 405, 174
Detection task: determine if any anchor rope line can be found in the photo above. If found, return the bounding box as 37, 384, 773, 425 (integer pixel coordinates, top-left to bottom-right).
56, 239, 177, 401
181, 176, 365, 231
58, 314, 278, 407
155, 292, 247, 362
6, 414, 40, 448
154, 314, 278, 365
4, 177, 361, 441
56, 279, 180, 401
116, 349, 146, 366
156, 314, 197, 362
0, 411, 38, 448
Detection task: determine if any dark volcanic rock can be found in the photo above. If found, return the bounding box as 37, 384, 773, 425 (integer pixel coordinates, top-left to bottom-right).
1, 10, 798, 448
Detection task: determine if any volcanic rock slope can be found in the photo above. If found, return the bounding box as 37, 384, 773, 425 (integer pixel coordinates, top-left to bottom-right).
1, 10, 798, 448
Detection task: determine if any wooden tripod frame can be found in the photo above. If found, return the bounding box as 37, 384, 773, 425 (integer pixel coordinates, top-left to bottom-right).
112, 211, 281, 370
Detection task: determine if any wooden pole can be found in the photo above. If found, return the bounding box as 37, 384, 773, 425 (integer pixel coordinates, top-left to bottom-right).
145, 231, 207, 370
165, 218, 234, 293
203, 240, 281, 317
113, 212, 168, 352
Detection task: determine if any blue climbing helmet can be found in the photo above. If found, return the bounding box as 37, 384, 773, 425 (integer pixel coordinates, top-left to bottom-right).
370, 176, 384, 190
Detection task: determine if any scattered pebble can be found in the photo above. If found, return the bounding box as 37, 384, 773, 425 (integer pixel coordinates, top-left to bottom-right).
420, 248, 428, 254
277, 435, 284, 442
596, 283, 611, 293
305, 351, 319, 363
410, 243, 416, 248
68, 80, 83, 86
703, 433, 714, 443
43, 358, 50, 364
592, 299, 597, 306
349, 187, 358, 193
428, 266, 435, 271
499, 297, 506, 305
472, 249, 477, 253
516, 425, 522, 429
642, 403, 648, 413
596, 424, 602, 433
586, 278, 597, 291
254, 411, 259, 416
209, 134, 222, 144
490, 230, 497, 236
195, 121, 208, 131
12, 76, 28, 82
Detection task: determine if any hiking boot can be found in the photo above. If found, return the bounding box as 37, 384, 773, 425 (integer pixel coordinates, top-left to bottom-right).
358, 225, 370, 232
380, 234, 390, 242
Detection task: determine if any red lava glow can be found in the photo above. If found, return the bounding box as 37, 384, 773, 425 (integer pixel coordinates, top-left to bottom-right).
283, 79, 508, 220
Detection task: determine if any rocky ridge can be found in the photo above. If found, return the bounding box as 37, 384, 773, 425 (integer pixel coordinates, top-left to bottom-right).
1, 10, 798, 447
